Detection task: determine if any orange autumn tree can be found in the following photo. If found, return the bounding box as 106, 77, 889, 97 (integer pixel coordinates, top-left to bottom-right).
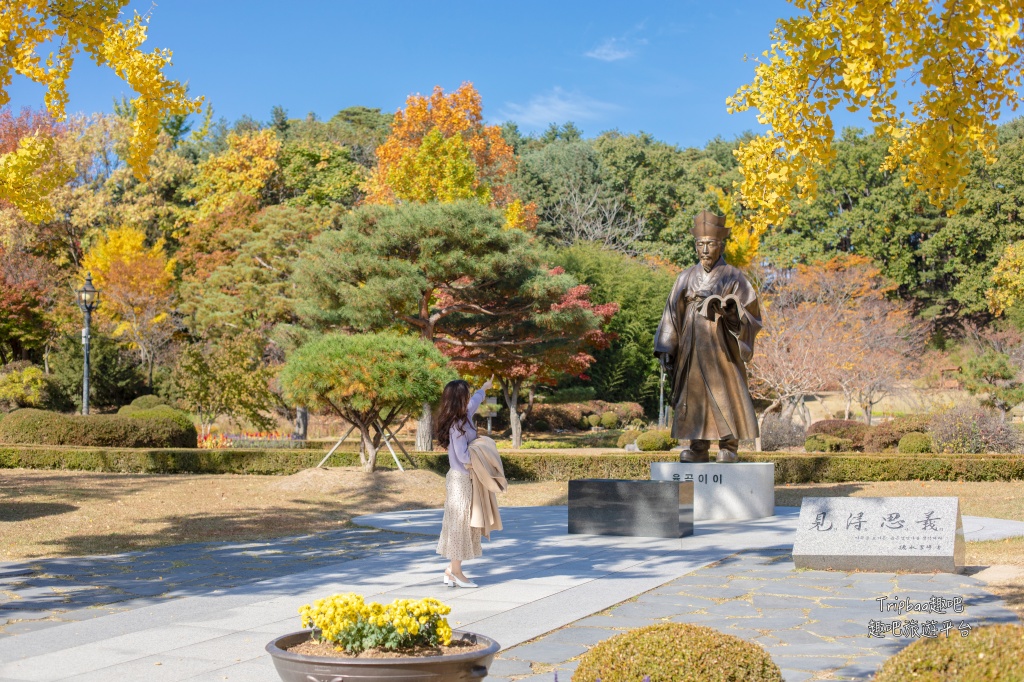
364, 83, 536, 229
750, 255, 923, 430
81, 226, 176, 386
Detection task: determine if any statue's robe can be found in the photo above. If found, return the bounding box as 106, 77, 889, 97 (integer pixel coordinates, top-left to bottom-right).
654, 257, 762, 442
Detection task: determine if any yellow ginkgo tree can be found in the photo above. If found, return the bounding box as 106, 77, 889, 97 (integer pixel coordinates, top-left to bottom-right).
728, 0, 1024, 236
0, 0, 202, 222
708, 186, 760, 269
987, 241, 1024, 316
81, 226, 176, 386
182, 129, 282, 224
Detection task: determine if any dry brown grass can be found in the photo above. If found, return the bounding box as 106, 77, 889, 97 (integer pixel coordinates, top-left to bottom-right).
0, 467, 568, 560
777, 480, 1024, 522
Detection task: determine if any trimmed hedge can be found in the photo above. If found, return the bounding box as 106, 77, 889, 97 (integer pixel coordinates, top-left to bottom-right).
0, 408, 197, 448
0, 445, 350, 474
3, 446, 1024, 482
805, 434, 853, 452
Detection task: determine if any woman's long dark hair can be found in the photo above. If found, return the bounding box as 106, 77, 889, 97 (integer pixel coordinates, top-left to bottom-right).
436, 380, 471, 449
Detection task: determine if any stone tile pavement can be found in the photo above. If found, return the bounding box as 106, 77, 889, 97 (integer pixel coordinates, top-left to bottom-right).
491, 547, 1019, 682
0, 528, 417, 636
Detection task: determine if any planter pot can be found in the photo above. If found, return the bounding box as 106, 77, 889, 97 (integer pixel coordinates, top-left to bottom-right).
266, 629, 500, 682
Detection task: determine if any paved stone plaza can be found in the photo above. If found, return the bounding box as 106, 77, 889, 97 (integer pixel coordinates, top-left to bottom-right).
0, 529, 416, 636
0, 507, 1021, 681
491, 547, 1017, 682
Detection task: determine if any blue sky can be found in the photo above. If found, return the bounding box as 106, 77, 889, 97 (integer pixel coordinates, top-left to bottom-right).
9, 1, 874, 149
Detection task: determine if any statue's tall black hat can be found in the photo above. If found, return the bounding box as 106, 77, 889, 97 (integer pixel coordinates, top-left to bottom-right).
691, 210, 730, 240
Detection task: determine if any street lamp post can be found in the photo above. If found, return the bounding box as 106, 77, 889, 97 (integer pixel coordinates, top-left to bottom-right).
76, 273, 100, 415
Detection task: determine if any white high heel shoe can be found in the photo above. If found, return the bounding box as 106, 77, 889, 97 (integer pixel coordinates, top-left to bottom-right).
444, 570, 478, 588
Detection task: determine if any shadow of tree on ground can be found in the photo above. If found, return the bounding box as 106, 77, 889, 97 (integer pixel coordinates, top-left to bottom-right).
0, 502, 78, 522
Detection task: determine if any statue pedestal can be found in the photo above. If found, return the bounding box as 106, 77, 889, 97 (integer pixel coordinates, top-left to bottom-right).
650, 462, 774, 521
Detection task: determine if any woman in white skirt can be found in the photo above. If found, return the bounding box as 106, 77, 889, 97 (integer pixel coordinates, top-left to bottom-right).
435, 376, 492, 588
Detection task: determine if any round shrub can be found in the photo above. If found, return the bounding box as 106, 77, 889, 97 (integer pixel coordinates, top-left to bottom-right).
616, 429, 642, 449
804, 434, 853, 452
573, 623, 782, 682
0, 408, 197, 448
874, 624, 1024, 682
863, 413, 931, 452
807, 419, 868, 450
127, 405, 195, 431
635, 429, 678, 452
130, 394, 169, 410
600, 411, 619, 429
759, 413, 806, 451
898, 431, 932, 454
587, 414, 602, 427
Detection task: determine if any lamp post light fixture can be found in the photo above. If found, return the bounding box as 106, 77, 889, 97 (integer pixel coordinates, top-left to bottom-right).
76, 273, 100, 415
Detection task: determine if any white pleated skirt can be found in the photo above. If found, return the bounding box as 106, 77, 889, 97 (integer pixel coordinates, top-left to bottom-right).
436, 470, 482, 561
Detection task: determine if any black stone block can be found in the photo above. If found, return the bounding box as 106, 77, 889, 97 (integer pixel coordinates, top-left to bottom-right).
568, 479, 694, 538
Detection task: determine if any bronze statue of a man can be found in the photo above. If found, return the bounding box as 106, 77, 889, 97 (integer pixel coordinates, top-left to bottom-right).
654, 210, 762, 463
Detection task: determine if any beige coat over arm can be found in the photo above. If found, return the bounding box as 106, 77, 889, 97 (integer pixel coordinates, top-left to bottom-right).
467, 436, 507, 539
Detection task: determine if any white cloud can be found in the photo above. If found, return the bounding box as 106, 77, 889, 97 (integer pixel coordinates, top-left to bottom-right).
585, 38, 633, 62
498, 88, 618, 128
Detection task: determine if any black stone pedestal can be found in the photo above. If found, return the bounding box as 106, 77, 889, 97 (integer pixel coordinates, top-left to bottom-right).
568, 479, 694, 538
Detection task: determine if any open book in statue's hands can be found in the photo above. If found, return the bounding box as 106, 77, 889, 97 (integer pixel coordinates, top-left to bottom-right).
698, 293, 748, 323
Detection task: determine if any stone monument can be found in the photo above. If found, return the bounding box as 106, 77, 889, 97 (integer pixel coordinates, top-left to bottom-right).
654, 210, 762, 463
650, 462, 774, 521
793, 497, 966, 573
568, 479, 694, 538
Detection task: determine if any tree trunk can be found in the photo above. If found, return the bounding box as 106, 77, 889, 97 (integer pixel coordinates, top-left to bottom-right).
415, 402, 433, 451
799, 399, 812, 428
781, 395, 798, 423
755, 397, 787, 453
357, 422, 378, 472
293, 406, 308, 440
844, 395, 852, 420
860, 396, 873, 426
501, 379, 524, 449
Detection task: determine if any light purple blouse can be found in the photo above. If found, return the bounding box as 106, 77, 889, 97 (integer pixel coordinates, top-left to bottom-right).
448, 388, 486, 475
